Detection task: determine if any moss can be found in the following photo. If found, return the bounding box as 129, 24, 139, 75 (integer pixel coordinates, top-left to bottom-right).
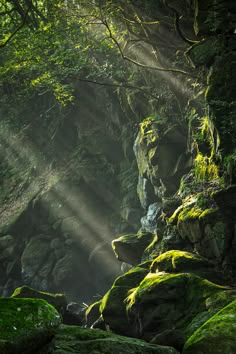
51, 324, 179, 354
11, 285, 67, 314
126, 272, 229, 336
194, 152, 219, 182
183, 300, 236, 354
150, 250, 210, 274
178, 207, 202, 223
0, 298, 60, 354
177, 206, 218, 224
113, 266, 149, 287
126, 272, 187, 310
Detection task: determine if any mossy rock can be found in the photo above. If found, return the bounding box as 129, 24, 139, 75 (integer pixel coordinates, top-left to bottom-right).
126, 272, 229, 339
150, 251, 223, 284
183, 300, 236, 354
114, 266, 149, 287
11, 285, 67, 315
100, 266, 149, 335
0, 297, 61, 354
50, 324, 180, 354
112, 232, 154, 265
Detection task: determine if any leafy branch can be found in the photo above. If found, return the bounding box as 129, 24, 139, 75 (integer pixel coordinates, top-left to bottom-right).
0, 1, 32, 48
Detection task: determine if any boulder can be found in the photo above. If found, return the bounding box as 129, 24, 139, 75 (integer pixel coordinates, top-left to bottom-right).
0, 297, 61, 354
11, 285, 67, 315
150, 250, 224, 284
126, 272, 231, 340
100, 266, 149, 335
183, 300, 236, 354
50, 325, 180, 354
112, 232, 154, 265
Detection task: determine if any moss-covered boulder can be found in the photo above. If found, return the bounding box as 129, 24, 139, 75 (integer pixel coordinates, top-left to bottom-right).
0, 297, 61, 354
50, 324, 180, 354
126, 272, 230, 340
112, 232, 154, 265
11, 285, 67, 315
100, 266, 149, 335
183, 300, 236, 354
150, 250, 223, 284
169, 202, 226, 261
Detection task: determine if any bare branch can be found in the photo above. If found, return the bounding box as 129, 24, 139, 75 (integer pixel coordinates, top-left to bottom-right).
165, 1, 198, 45
101, 17, 194, 77
77, 78, 160, 100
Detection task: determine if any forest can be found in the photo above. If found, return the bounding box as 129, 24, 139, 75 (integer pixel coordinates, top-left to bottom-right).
0, 0, 236, 353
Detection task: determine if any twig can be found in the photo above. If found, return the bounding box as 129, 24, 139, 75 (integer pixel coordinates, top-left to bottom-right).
0, 1, 32, 48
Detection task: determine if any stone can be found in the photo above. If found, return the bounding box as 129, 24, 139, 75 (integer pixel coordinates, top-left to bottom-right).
150, 250, 224, 284
100, 266, 149, 336
126, 272, 231, 339
85, 300, 101, 327
112, 231, 154, 265
151, 329, 186, 352
0, 235, 14, 249
11, 285, 67, 315
137, 176, 156, 210
141, 202, 162, 233
21, 235, 51, 283
0, 297, 61, 354
50, 325, 180, 354
183, 300, 236, 354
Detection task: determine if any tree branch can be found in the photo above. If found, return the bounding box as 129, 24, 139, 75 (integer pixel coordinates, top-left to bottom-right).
77, 78, 160, 100
0, 1, 32, 48
101, 17, 194, 77
165, 1, 198, 45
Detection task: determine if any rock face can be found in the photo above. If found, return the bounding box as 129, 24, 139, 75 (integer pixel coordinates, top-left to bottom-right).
0, 297, 61, 354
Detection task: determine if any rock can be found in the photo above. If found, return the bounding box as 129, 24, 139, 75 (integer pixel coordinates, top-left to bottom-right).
85, 300, 101, 327
0, 235, 14, 249
150, 250, 224, 284
183, 300, 236, 354
0, 297, 61, 354
151, 329, 186, 352
50, 325, 180, 354
126, 272, 232, 339
100, 266, 149, 335
170, 204, 227, 261
63, 302, 85, 326
11, 285, 67, 315
112, 231, 154, 265
134, 119, 188, 197
21, 235, 52, 283
52, 253, 78, 290
141, 203, 162, 233
137, 176, 156, 209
